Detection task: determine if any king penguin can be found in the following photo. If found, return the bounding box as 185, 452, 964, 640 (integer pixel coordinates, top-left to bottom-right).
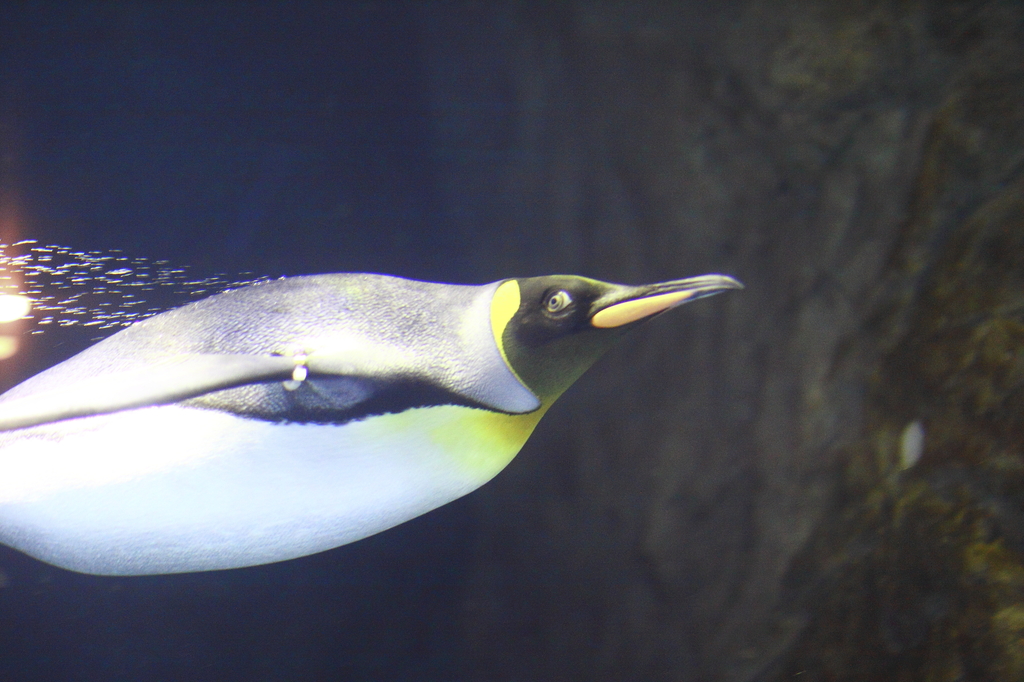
0, 271, 740, 575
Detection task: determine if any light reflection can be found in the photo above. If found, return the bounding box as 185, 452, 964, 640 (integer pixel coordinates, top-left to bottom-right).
0, 336, 17, 360
0, 293, 31, 322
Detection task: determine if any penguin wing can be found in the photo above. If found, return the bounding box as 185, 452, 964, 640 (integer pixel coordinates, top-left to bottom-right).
0, 342, 537, 432
0, 354, 298, 432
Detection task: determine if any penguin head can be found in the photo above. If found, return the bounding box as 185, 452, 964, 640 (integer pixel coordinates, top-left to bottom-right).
490, 273, 742, 404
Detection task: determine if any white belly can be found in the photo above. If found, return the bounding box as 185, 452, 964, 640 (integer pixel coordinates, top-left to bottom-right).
0, 404, 537, 575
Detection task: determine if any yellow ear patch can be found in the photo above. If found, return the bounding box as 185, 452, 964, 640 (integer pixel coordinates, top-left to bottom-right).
591, 290, 696, 328
490, 279, 521, 366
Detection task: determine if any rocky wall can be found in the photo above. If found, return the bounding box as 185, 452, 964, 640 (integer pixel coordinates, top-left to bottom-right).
422, 2, 1024, 679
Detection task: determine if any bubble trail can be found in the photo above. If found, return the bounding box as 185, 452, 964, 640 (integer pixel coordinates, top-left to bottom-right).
0, 241, 270, 335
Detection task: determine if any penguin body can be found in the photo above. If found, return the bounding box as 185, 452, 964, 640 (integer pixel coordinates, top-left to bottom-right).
0, 272, 740, 575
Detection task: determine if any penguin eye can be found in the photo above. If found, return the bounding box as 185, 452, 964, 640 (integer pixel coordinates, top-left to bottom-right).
544, 290, 573, 314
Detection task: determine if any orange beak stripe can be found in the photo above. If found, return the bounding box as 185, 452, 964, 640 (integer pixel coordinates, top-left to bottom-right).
590, 290, 697, 329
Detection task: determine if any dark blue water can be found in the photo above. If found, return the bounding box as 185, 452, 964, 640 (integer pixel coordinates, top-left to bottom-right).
0, 4, 493, 680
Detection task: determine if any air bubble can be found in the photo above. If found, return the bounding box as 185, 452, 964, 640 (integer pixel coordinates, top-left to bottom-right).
0, 242, 269, 336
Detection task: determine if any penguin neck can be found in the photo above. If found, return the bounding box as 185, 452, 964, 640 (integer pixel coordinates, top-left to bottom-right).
426, 402, 553, 481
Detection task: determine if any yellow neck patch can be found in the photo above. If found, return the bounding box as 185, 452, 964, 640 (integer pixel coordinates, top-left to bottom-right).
490, 279, 521, 373
431, 404, 549, 480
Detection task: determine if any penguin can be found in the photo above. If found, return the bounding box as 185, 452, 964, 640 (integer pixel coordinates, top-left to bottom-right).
0, 271, 740, 575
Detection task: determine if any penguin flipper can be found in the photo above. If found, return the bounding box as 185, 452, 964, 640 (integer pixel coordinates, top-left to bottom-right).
0, 354, 297, 432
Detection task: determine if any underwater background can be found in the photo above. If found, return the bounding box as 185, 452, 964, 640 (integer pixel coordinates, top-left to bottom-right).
1, 1, 1023, 680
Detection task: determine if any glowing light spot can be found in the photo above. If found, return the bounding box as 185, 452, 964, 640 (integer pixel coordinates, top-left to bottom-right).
0, 336, 18, 359
0, 294, 31, 322
899, 420, 925, 470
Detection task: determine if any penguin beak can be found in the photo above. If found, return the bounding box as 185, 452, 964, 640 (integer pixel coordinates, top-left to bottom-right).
589, 274, 743, 329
